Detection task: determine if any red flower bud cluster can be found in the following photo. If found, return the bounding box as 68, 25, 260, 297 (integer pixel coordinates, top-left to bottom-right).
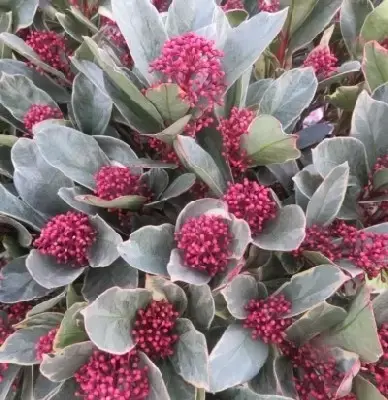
222, 0, 245, 11
23, 104, 63, 137
132, 300, 179, 361
303, 46, 338, 78
258, 0, 280, 12
34, 212, 97, 267
243, 295, 292, 344
218, 107, 254, 175
175, 214, 232, 277
25, 31, 73, 80
35, 328, 58, 360
293, 220, 388, 279
223, 179, 277, 235
74, 349, 149, 400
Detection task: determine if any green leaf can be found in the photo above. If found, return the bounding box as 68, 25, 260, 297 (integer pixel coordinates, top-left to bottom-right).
0, 73, 57, 121
221, 386, 294, 399
82, 287, 152, 354
71, 73, 112, 135
306, 163, 350, 226
241, 115, 301, 166
222, 9, 288, 88
174, 135, 227, 196
26, 250, 85, 290
165, 0, 195, 37
312, 137, 369, 185
259, 68, 318, 130
0, 11, 12, 59
66, 284, 84, 309
26, 292, 65, 318
159, 360, 196, 400
253, 205, 306, 251
40, 341, 94, 382
0, 214, 32, 247
0, 325, 53, 365
0, 183, 45, 230
319, 61, 361, 88
246, 79, 273, 107
75, 194, 146, 210
286, 301, 347, 345
226, 10, 249, 27
372, 289, 388, 327
82, 258, 138, 302
322, 286, 383, 363
0, 134, 17, 147
167, 249, 212, 285
56, 11, 88, 43
326, 84, 363, 111
288, 0, 342, 53
208, 324, 269, 393
170, 319, 209, 389
145, 84, 190, 123
111, 0, 168, 84
363, 41, 388, 92
360, 0, 388, 43
69, 6, 98, 33
94, 135, 139, 167
118, 223, 175, 276
351, 90, 388, 169
11, 138, 72, 217
340, 0, 373, 58
0, 365, 20, 400
355, 375, 386, 400
34, 124, 110, 190
276, 265, 348, 317
372, 167, 388, 192
6, 0, 39, 30
139, 353, 170, 400
33, 374, 63, 400
0, 256, 52, 303
58, 187, 99, 215
221, 275, 261, 319
53, 303, 88, 351
187, 284, 215, 330
0, 59, 70, 103
0, 33, 68, 82
145, 275, 187, 315
158, 173, 196, 202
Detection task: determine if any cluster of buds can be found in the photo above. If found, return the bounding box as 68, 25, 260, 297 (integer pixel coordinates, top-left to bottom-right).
35, 328, 58, 360
243, 295, 292, 344
23, 104, 63, 137
303, 46, 338, 78
258, 0, 280, 12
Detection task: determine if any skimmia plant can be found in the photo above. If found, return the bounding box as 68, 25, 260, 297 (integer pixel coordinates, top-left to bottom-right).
0, 0, 387, 399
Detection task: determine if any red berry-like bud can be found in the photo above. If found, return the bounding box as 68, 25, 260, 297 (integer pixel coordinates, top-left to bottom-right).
243, 295, 292, 344
34, 212, 97, 267
175, 214, 232, 277
132, 300, 179, 361
74, 349, 149, 400
222, 0, 245, 11
223, 179, 277, 235
303, 46, 338, 78
258, 0, 280, 12
25, 31, 72, 80
23, 104, 63, 137
218, 107, 254, 175
150, 33, 226, 113
35, 328, 57, 360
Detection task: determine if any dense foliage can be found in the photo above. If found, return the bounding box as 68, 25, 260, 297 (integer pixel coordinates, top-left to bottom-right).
0, 0, 387, 399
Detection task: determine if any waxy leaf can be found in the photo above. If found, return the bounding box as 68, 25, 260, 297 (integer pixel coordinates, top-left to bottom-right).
306, 163, 350, 226
0, 325, 53, 365
241, 115, 300, 166
0, 214, 32, 247
209, 324, 269, 393
187, 285, 215, 330
222, 275, 262, 319
34, 125, 110, 190
259, 68, 318, 130
360, 0, 388, 43
71, 73, 112, 136
140, 353, 170, 400
0, 364, 20, 400
12, 138, 72, 218
355, 375, 386, 400
33, 374, 63, 400
112, 0, 168, 84
221, 387, 293, 400
82, 287, 152, 354
276, 265, 348, 317
322, 286, 382, 363
82, 258, 138, 302
0, 256, 52, 303
253, 205, 306, 251
0, 73, 57, 123
166, 0, 195, 37
363, 41, 388, 92
160, 360, 196, 400
40, 341, 94, 382
118, 223, 175, 276
145, 84, 190, 123
170, 319, 209, 389
340, 0, 373, 58
373, 289, 388, 327
26, 250, 85, 290
222, 9, 288, 88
